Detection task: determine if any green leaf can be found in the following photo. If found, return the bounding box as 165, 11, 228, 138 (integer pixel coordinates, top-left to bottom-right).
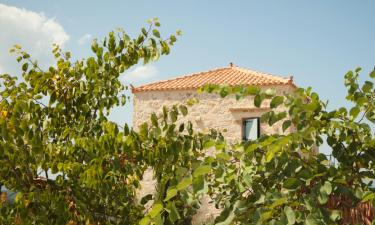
320, 181, 332, 195
283, 178, 301, 190
149, 203, 163, 218
254, 194, 265, 204
178, 105, 188, 116
318, 192, 328, 204
254, 94, 262, 107
162, 42, 170, 54
370, 70, 375, 78
270, 96, 284, 108
216, 208, 235, 225
154, 214, 163, 225
284, 206, 296, 224
306, 213, 323, 225
362, 192, 375, 202
193, 165, 211, 177
349, 107, 360, 119
270, 197, 287, 209
141, 28, 148, 36
203, 140, 215, 149
151, 113, 158, 127
162, 106, 168, 120
260, 211, 273, 223
164, 188, 178, 201
215, 142, 226, 150
362, 81, 373, 93
216, 152, 231, 161
265, 149, 275, 162
169, 110, 177, 122
304, 101, 319, 111
170, 35, 177, 43
260, 112, 271, 123
246, 86, 259, 95
121, 95, 126, 105
220, 88, 229, 97
282, 120, 292, 132
178, 123, 184, 132
187, 121, 193, 135
15, 192, 23, 203
193, 176, 205, 193
22, 63, 28, 72
269, 112, 286, 125
139, 216, 151, 225
166, 201, 180, 223
329, 210, 341, 221
176, 177, 192, 191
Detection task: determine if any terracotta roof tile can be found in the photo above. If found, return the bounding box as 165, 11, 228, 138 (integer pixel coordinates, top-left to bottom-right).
132, 64, 295, 93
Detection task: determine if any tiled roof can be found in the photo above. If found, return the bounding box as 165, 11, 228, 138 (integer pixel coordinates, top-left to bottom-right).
132, 63, 295, 93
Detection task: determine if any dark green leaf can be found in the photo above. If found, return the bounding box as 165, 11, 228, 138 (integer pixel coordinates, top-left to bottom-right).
22, 63, 28, 72
370, 70, 375, 78
270, 96, 284, 108
254, 94, 262, 107
362, 81, 373, 93
282, 120, 292, 132
179, 105, 188, 116
283, 178, 301, 190
169, 110, 177, 122
193, 176, 205, 193
166, 201, 180, 223
151, 113, 158, 127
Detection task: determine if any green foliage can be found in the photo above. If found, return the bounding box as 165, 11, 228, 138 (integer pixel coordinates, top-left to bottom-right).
1, 17, 374, 225
0, 19, 183, 225
187, 68, 374, 224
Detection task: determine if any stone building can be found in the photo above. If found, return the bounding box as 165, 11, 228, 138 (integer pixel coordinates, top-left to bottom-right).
132, 63, 296, 143
131, 64, 297, 223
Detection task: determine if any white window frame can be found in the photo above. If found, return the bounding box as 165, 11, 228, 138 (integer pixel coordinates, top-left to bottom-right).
242, 117, 260, 141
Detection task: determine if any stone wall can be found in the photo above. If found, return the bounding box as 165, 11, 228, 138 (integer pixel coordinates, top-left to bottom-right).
132, 84, 295, 224
133, 85, 295, 142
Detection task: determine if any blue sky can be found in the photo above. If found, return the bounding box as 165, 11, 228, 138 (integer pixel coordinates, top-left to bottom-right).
1, 1, 374, 154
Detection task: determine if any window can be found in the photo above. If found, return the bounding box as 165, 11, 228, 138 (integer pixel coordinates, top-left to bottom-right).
242, 118, 260, 141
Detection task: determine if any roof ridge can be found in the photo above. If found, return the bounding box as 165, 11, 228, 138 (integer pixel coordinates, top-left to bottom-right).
233, 66, 289, 81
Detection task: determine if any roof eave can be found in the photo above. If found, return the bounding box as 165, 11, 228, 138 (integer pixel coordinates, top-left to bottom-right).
132, 82, 297, 93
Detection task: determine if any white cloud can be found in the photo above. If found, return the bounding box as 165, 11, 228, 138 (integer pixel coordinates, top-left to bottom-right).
0, 3, 69, 75
122, 64, 159, 85
78, 33, 92, 45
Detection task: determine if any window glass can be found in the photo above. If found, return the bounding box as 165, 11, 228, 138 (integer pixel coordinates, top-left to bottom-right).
243, 118, 259, 141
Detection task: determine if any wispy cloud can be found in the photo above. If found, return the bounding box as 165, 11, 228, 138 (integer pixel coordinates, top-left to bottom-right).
0, 3, 69, 75
122, 64, 159, 85
78, 33, 92, 45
